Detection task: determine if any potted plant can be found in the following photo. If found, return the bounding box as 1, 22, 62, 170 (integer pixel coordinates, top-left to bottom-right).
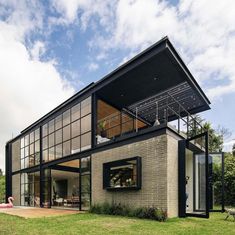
98, 120, 107, 137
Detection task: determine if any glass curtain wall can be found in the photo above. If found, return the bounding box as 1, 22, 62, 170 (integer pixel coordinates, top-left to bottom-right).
20, 172, 40, 206
20, 129, 40, 169
96, 99, 146, 144
42, 97, 92, 163
80, 156, 91, 210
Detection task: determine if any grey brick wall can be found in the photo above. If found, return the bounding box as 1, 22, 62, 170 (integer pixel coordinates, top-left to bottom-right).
91, 132, 180, 217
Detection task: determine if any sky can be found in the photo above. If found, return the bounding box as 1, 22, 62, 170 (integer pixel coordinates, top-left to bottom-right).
0, 0, 235, 172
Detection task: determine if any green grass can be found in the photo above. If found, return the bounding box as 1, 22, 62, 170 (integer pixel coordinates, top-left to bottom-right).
0, 212, 234, 235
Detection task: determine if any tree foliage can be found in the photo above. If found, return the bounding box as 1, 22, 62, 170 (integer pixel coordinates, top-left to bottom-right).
0, 170, 5, 203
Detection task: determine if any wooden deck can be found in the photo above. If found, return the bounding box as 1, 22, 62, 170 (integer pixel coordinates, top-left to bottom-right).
0, 207, 80, 218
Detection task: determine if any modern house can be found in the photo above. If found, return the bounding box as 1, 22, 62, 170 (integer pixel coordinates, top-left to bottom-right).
5, 37, 224, 218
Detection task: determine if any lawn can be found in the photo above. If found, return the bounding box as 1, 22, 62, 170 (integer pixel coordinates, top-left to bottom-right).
0, 212, 234, 235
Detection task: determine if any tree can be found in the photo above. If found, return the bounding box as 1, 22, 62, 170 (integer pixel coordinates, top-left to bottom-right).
0, 168, 3, 176
232, 144, 235, 157
187, 115, 231, 152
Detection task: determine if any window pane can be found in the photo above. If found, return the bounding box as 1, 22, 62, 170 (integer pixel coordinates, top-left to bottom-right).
55, 129, 62, 145
81, 97, 91, 117
21, 137, 24, 148
35, 140, 40, 153
21, 148, 24, 159
63, 140, 71, 156
21, 158, 24, 169
25, 135, 29, 146
30, 143, 34, 155
71, 103, 80, 122
30, 132, 34, 144
49, 133, 54, 148
48, 119, 55, 134
43, 136, 48, 150
72, 136, 80, 154
35, 128, 40, 141
25, 157, 29, 168
55, 115, 62, 130
71, 120, 80, 138
81, 132, 91, 151
63, 125, 71, 142
43, 149, 48, 163
35, 152, 40, 165
42, 124, 48, 137
81, 114, 91, 134
29, 155, 34, 167
63, 109, 70, 126
48, 147, 55, 161
81, 156, 91, 171
25, 146, 29, 157
55, 144, 62, 159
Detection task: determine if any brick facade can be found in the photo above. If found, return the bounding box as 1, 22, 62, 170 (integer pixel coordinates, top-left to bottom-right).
91, 131, 180, 217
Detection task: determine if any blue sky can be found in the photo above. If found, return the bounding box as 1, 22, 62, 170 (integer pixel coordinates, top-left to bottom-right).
0, 0, 235, 170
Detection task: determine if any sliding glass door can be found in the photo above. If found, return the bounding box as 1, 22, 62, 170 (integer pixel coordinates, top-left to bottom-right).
179, 132, 209, 218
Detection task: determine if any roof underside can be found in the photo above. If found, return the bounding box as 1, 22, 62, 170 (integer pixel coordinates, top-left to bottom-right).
97, 40, 210, 124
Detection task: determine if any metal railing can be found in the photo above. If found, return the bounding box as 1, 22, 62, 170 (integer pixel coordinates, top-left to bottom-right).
96, 92, 205, 145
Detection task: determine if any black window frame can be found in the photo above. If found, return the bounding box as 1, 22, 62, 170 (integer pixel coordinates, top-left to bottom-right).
103, 156, 141, 191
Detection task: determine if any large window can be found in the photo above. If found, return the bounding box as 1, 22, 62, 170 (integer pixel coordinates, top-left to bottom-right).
103, 157, 141, 190
96, 99, 147, 144
81, 156, 91, 210
20, 172, 40, 206
20, 128, 40, 169
42, 96, 92, 163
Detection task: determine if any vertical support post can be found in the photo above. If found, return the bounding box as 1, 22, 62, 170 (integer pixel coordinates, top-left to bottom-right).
187, 115, 189, 138
221, 152, 225, 212
120, 111, 122, 136
39, 125, 43, 208
5, 143, 12, 202
205, 131, 210, 218
178, 104, 180, 133
91, 93, 97, 148
135, 107, 138, 132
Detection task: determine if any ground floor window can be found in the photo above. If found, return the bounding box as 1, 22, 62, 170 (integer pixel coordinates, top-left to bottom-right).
103, 157, 141, 190
20, 171, 40, 206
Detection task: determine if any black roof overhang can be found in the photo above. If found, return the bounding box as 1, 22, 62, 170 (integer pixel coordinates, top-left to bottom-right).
96, 37, 210, 119
15, 36, 210, 140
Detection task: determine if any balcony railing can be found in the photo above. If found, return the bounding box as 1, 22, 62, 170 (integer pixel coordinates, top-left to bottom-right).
96, 92, 206, 146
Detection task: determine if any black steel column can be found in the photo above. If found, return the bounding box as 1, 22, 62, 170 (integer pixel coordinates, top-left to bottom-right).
178, 140, 186, 217
39, 125, 43, 207
5, 143, 12, 202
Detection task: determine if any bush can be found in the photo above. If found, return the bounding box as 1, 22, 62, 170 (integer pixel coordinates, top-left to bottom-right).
89, 202, 167, 222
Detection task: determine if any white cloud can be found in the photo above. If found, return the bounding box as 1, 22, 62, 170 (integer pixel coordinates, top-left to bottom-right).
0, 1, 75, 172
88, 62, 99, 71
85, 0, 235, 101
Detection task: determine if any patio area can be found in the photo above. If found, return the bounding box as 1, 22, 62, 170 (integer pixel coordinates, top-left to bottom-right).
0, 207, 80, 218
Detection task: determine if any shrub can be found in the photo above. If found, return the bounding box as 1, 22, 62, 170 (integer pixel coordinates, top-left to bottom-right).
89, 202, 167, 222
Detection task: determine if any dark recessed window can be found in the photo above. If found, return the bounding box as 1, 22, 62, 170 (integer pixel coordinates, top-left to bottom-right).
103, 157, 141, 190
